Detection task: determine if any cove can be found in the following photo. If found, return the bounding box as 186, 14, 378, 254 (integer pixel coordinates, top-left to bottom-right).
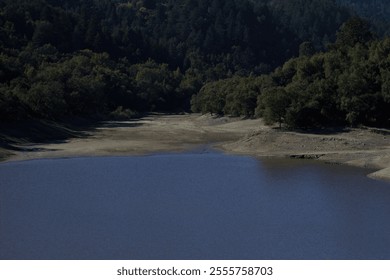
0, 152, 389, 260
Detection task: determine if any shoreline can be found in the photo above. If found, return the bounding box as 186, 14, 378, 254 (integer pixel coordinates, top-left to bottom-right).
1, 114, 389, 182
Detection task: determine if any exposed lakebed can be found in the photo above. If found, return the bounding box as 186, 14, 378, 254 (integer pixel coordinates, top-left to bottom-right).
0, 152, 389, 259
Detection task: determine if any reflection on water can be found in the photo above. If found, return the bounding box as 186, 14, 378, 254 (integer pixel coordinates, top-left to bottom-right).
0, 153, 389, 259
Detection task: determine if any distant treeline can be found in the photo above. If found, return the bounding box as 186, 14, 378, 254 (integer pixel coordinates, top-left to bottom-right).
0, 0, 389, 127
192, 18, 390, 128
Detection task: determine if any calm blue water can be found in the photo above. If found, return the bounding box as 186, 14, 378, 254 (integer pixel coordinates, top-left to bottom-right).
0, 152, 389, 260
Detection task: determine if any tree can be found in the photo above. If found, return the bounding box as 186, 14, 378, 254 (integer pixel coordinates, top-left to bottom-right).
257, 87, 291, 128
299, 41, 315, 57
335, 17, 373, 48
25, 81, 67, 118
32, 21, 55, 46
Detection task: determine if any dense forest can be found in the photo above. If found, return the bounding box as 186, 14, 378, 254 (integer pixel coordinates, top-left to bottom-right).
336, 0, 390, 35
0, 0, 389, 127
193, 17, 390, 127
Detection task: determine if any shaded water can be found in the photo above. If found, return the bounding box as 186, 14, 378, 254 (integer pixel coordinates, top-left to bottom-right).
0, 152, 389, 259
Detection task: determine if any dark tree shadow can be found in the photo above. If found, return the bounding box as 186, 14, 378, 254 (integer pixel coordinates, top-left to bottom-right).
100, 121, 143, 128
290, 127, 351, 135
272, 126, 351, 135
0, 116, 153, 156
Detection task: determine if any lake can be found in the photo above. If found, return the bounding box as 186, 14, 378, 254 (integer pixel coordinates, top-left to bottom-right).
0, 151, 389, 259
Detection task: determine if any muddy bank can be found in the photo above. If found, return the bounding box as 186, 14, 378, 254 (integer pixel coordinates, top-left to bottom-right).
1, 114, 389, 181
0, 114, 260, 160
219, 123, 390, 181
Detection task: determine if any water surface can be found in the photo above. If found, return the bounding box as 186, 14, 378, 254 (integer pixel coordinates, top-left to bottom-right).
0, 152, 389, 259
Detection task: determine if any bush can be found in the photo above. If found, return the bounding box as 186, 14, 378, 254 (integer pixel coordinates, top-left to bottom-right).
109, 106, 138, 120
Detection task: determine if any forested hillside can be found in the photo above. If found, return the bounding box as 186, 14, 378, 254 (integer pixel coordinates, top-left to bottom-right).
0, 0, 297, 121
337, 0, 390, 35
0, 0, 389, 127
261, 0, 350, 49
192, 17, 390, 127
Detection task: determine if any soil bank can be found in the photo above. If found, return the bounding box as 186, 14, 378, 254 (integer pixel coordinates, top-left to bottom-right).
1, 114, 389, 181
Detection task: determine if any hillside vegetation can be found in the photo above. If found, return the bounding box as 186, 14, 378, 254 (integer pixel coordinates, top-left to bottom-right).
0, 0, 389, 128
192, 17, 390, 128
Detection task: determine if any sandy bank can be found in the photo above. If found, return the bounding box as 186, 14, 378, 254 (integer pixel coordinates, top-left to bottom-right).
219, 123, 389, 181
1, 114, 261, 160
1, 114, 389, 181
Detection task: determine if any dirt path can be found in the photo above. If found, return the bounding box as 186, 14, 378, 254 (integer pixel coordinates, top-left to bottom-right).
2, 113, 390, 181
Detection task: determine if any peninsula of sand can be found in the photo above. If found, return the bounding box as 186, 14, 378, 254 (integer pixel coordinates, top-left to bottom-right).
1, 114, 389, 181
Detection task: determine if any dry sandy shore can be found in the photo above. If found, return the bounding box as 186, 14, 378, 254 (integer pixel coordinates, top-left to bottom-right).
2, 113, 390, 181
